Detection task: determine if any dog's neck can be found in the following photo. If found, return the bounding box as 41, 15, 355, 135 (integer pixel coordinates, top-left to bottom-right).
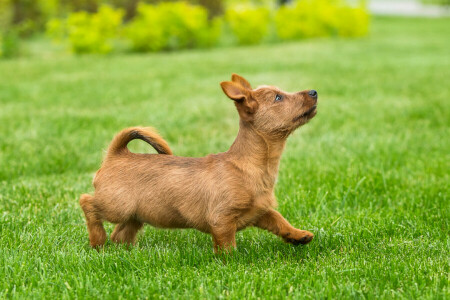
227, 120, 287, 187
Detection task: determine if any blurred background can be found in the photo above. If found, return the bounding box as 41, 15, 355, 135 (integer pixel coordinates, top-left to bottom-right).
0, 0, 448, 58
0, 0, 372, 57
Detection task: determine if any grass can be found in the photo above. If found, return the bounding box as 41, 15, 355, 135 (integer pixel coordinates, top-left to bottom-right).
0, 16, 449, 299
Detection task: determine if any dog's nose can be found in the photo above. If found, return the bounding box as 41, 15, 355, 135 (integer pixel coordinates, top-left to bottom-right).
308, 90, 318, 98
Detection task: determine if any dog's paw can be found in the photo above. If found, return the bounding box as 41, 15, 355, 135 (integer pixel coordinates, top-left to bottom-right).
283, 230, 314, 246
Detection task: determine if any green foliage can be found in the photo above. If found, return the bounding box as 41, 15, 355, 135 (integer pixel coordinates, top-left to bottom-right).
275, 0, 369, 40
125, 2, 222, 52
0, 30, 20, 58
67, 5, 123, 54
123, 3, 165, 52
196, 0, 225, 17
0, 0, 13, 30
39, 0, 371, 55
225, 4, 271, 45
0, 0, 60, 36
421, 0, 450, 5
45, 18, 65, 42
334, 3, 369, 37
225, 0, 276, 7
47, 5, 124, 54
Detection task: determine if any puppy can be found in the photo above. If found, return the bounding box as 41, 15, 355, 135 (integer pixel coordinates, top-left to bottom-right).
80, 74, 318, 252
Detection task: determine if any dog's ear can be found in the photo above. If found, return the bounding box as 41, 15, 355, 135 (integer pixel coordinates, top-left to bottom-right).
231, 73, 252, 90
220, 81, 258, 122
220, 81, 247, 101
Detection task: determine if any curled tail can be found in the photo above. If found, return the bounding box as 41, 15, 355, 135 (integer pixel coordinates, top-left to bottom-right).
106, 127, 173, 157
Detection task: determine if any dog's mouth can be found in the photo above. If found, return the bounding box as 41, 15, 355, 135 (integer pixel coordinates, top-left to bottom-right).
293, 105, 317, 122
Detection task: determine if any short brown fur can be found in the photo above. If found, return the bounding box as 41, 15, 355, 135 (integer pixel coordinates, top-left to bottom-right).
80, 74, 318, 252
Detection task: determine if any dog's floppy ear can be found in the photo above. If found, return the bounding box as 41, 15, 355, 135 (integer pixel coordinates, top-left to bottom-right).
231, 73, 252, 90
220, 81, 258, 122
220, 81, 248, 101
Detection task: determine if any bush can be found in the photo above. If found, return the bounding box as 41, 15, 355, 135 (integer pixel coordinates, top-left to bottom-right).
125, 2, 221, 52
44, 0, 370, 56
0, 30, 21, 58
421, 0, 450, 5
334, 4, 369, 37
275, 0, 369, 40
123, 3, 165, 52
225, 4, 271, 45
47, 5, 124, 54
0, 0, 62, 36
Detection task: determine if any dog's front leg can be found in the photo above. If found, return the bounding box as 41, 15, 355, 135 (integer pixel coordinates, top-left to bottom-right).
255, 209, 314, 245
211, 222, 237, 253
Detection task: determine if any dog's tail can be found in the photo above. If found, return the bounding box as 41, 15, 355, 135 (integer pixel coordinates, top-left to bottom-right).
106, 127, 173, 157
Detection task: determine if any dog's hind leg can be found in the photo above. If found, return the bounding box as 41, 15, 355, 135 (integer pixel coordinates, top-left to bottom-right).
111, 219, 143, 245
79, 194, 107, 248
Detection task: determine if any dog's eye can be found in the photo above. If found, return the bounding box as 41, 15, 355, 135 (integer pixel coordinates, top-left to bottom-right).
275, 94, 283, 102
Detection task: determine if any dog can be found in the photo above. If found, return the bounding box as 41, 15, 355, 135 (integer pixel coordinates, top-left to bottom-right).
80, 74, 317, 252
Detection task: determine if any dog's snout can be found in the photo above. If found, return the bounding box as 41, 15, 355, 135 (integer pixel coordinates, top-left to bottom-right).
308, 90, 318, 98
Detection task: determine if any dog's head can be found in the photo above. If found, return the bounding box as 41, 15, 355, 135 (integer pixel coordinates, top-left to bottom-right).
221, 74, 318, 137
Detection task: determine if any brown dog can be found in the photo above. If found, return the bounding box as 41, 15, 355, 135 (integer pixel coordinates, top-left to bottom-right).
80, 74, 317, 252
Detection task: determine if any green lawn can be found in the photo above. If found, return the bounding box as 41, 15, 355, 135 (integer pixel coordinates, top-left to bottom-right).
0, 17, 449, 299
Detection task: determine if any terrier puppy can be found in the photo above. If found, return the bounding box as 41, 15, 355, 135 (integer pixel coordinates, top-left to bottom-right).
80, 74, 318, 252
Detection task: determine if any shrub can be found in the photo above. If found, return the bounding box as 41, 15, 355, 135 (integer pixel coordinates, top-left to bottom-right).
123, 3, 165, 52
0, 0, 61, 36
0, 0, 20, 58
275, 0, 369, 40
44, 0, 370, 56
125, 2, 221, 52
225, 4, 271, 45
334, 4, 369, 37
46, 17, 66, 43
0, 30, 21, 58
421, 0, 450, 5
47, 5, 124, 54
68, 5, 123, 54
